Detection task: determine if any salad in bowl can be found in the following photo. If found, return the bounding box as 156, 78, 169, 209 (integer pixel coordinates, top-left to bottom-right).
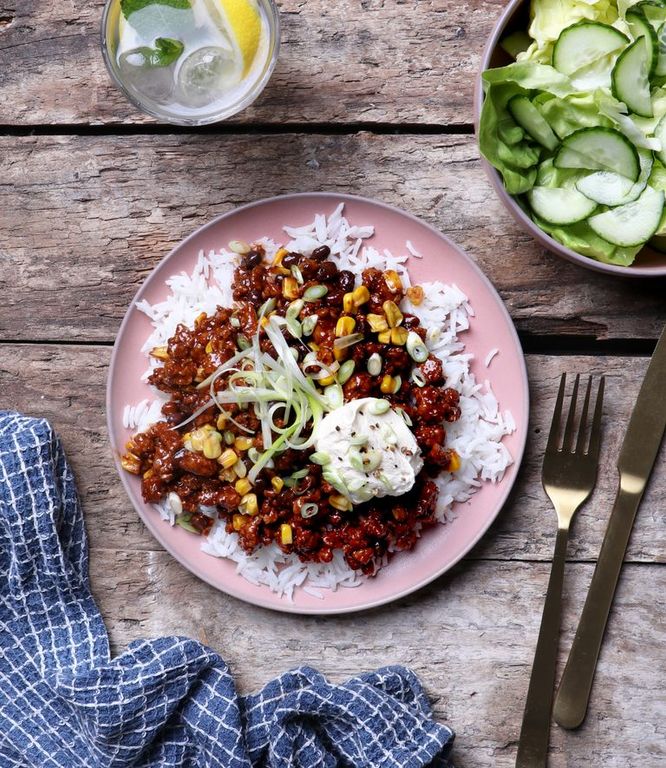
479, 0, 666, 269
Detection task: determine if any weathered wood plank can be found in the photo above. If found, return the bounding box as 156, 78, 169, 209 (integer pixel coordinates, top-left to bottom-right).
1, 344, 664, 564
0, 0, 503, 126
89, 552, 666, 767
2, 134, 664, 343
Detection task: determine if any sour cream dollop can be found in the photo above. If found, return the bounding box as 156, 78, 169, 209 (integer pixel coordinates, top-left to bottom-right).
313, 397, 423, 504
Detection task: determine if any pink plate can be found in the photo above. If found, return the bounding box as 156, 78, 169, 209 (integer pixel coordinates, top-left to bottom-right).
107, 193, 529, 614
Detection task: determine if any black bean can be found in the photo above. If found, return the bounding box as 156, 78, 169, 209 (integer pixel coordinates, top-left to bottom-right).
338, 270, 355, 293
299, 258, 319, 280
282, 252, 301, 268
243, 250, 262, 269
316, 261, 338, 281
311, 245, 331, 262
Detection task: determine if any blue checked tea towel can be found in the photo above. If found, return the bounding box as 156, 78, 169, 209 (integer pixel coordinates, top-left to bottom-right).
0, 412, 455, 767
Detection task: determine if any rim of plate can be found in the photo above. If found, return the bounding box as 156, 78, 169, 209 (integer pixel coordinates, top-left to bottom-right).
474, 0, 666, 278
106, 192, 530, 614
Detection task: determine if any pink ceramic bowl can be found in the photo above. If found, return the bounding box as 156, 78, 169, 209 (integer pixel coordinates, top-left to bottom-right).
474, 0, 666, 278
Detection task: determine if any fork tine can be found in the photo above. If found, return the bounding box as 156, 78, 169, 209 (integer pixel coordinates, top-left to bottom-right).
562, 374, 581, 452
587, 376, 605, 459
575, 377, 593, 454
546, 374, 566, 454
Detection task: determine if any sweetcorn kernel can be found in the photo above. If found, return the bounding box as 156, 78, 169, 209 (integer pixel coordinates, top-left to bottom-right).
343, 293, 355, 314
234, 436, 254, 452
377, 330, 391, 344
335, 316, 357, 337
234, 478, 252, 496
352, 285, 370, 306
280, 523, 293, 545
380, 375, 395, 394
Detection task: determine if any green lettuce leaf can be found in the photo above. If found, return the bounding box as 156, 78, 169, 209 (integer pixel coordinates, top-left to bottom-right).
535, 91, 614, 138
479, 63, 573, 194
535, 157, 586, 188
532, 214, 641, 265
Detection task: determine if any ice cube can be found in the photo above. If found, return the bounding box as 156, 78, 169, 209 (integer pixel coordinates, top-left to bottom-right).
176, 46, 241, 108
118, 49, 176, 104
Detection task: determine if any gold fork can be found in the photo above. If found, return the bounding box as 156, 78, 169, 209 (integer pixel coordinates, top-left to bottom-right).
515, 374, 605, 768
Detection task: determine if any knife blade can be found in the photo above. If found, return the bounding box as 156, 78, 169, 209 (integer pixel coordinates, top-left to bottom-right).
553, 325, 666, 730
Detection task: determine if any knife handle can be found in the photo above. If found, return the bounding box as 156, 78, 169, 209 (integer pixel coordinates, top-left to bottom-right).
553, 486, 640, 729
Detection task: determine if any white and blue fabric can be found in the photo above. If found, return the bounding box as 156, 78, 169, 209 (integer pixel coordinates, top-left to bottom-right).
0, 413, 455, 767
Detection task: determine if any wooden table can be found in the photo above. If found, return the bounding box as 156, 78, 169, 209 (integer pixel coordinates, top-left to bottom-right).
1, 2, 665, 765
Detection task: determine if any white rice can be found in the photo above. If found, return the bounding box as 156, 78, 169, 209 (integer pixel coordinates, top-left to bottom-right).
485, 347, 500, 368
124, 204, 515, 600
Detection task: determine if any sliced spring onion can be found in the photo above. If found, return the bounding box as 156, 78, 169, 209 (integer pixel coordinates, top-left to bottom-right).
291, 265, 304, 284
176, 517, 198, 533
395, 407, 413, 426
300, 502, 319, 518
369, 399, 391, 415
229, 240, 250, 255
349, 448, 364, 472
323, 383, 343, 410
309, 451, 331, 465
363, 450, 382, 472
301, 314, 319, 336
367, 353, 382, 376
286, 299, 304, 320
303, 284, 328, 302
337, 359, 355, 385
258, 297, 277, 317
406, 331, 428, 363
410, 369, 426, 387
237, 334, 251, 350
286, 318, 303, 339
322, 467, 348, 496
334, 333, 364, 350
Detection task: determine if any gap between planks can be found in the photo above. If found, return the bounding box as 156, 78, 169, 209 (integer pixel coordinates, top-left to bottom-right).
0, 122, 475, 138
0, 336, 659, 357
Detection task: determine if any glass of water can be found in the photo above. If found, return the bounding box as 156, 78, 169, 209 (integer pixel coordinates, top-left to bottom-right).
101, 0, 280, 125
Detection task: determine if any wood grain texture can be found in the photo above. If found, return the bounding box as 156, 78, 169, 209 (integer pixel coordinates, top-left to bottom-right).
1, 344, 664, 564
0, 0, 502, 126
89, 552, 666, 767
2, 134, 665, 343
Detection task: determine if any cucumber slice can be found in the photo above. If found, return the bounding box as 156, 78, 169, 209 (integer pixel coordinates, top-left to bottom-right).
575, 172, 636, 204
657, 25, 666, 78
552, 21, 629, 76
507, 96, 559, 151
656, 114, 666, 164
501, 30, 532, 59
612, 37, 654, 117
588, 185, 664, 246
527, 187, 598, 224
626, 10, 658, 74
554, 127, 640, 180
575, 149, 653, 205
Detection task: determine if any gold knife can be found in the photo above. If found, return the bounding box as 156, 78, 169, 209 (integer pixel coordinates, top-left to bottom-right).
553, 325, 666, 730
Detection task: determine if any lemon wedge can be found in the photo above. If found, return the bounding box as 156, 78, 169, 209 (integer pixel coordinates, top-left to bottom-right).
217, 0, 262, 74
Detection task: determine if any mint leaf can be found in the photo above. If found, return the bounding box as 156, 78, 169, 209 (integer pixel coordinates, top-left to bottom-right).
120, 0, 190, 18
135, 37, 184, 67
